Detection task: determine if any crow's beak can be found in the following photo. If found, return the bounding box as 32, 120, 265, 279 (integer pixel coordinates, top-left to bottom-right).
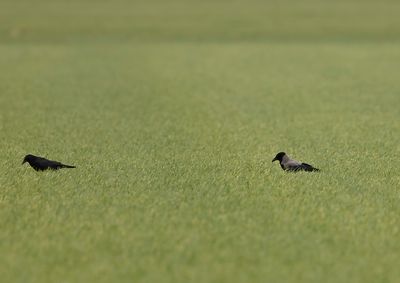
272, 157, 277, 162
22, 159, 27, 165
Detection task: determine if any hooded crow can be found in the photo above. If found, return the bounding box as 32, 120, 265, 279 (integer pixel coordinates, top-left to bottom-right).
272, 152, 319, 172
22, 154, 76, 171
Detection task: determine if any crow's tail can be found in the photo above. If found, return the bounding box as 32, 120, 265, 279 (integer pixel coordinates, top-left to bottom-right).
62, 164, 76, 169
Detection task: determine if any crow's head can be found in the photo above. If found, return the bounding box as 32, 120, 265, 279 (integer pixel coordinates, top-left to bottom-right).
272, 152, 286, 162
22, 154, 35, 165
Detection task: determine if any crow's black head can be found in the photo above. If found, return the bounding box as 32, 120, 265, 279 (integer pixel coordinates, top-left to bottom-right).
272, 152, 286, 162
22, 154, 36, 165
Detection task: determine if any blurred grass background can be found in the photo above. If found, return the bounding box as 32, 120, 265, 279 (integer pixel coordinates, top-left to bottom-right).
1, 1, 400, 283
1, 0, 400, 43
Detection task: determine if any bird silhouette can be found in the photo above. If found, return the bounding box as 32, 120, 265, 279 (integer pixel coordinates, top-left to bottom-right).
272, 152, 319, 172
22, 154, 76, 171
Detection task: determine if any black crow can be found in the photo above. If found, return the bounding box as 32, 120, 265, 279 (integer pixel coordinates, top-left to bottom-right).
22, 154, 76, 171
272, 152, 319, 172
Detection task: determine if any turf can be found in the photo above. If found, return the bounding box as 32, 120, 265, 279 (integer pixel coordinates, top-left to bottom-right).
1, 1, 400, 282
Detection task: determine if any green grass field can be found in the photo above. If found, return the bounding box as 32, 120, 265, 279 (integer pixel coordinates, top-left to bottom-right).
1, 1, 400, 282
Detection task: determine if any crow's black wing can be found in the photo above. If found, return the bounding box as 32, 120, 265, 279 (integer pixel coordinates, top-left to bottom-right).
48, 160, 75, 170
48, 160, 65, 169
299, 163, 320, 172
32, 157, 54, 170
37, 157, 75, 170
285, 161, 319, 172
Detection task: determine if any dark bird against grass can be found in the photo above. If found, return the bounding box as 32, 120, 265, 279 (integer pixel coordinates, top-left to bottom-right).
272, 152, 319, 172
22, 154, 76, 171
